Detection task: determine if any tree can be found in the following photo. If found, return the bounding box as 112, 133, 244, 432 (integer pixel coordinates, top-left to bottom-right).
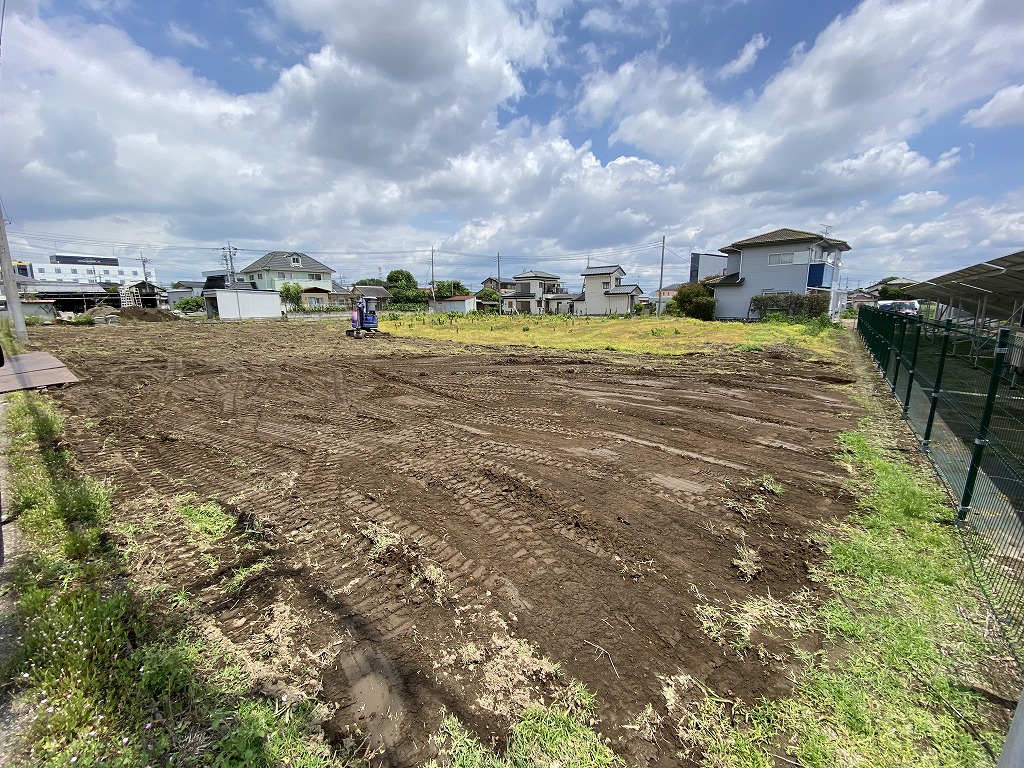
477, 288, 500, 303
355, 278, 387, 287
386, 270, 417, 290
385, 270, 427, 306
435, 280, 471, 298
174, 296, 205, 313
279, 282, 303, 311
671, 281, 714, 317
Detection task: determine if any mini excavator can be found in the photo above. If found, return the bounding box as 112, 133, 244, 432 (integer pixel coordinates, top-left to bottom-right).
346, 296, 389, 338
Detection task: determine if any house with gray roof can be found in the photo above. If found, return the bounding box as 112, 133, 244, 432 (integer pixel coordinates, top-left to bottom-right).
575, 265, 644, 315
239, 252, 334, 307
506, 270, 570, 314
706, 228, 850, 320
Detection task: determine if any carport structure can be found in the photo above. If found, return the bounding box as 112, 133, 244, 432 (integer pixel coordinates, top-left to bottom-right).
906, 249, 1024, 327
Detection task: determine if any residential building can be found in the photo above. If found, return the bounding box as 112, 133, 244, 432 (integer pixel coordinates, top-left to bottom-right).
238, 252, 334, 294
706, 228, 850, 320
505, 270, 569, 314
575, 265, 644, 315
167, 280, 206, 307
481, 277, 517, 293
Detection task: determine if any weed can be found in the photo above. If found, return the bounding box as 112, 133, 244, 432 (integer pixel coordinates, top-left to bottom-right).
225, 557, 275, 594
732, 540, 762, 581
175, 497, 236, 539
741, 473, 783, 495
355, 518, 403, 559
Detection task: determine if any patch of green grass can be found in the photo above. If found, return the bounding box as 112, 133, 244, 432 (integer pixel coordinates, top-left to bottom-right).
174, 494, 237, 539
429, 681, 621, 768
3, 391, 362, 767
385, 313, 841, 359
675, 425, 1012, 767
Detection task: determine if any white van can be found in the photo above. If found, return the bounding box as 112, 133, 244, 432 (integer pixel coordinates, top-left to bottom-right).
877, 299, 920, 315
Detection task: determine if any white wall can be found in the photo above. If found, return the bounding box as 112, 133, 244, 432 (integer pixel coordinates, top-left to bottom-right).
211, 290, 283, 319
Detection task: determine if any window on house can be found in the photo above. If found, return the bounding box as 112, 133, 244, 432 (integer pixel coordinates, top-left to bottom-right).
103, 269, 109, 274
309, 273, 322, 281
71, 268, 78, 274
602, 281, 610, 289
37, 267, 45, 273
518, 282, 531, 294
118, 269, 124, 275
291, 256, 301, 266
278, 272, 286, 279
615, 277, 622, 286
768, 252, 809, 265
257, 273, 263, 280
54, 268, 62, 274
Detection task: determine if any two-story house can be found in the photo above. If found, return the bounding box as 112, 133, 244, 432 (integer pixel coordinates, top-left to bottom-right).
239, 252, 335, 308
506, 270, 567, 314
707, 228, 851, 320
575, 265, 644, 315
481, 276, 517, 294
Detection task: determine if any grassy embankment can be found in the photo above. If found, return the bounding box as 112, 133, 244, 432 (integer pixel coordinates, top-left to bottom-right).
1, 320, 1018, 766
382, 312, 842, 360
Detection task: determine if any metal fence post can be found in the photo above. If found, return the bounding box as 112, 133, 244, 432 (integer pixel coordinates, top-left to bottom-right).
957, 327, 1010, 522
902, 317, 922, 419
880, 311, 896, 376
923, 319, 953, 452
891, 314, 908, 394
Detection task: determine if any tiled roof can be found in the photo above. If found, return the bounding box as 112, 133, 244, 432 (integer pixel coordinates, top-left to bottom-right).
353, 285, 393, 298
239, 251, 333, 274
581, 265, 625, 276
513, 270, 560, 280
606, 284, 643, 295
721, 228, 850, 253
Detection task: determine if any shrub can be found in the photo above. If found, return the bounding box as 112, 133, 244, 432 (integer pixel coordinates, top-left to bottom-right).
687, 296, 717, 321
71, 314, 95, 326
749, 292, 830, 321
673, 282, 717, 320
24, 315, 42, 326
173, 296, 205, 313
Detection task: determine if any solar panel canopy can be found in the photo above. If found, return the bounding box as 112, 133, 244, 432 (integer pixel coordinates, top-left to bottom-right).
906, 250, 1024, 318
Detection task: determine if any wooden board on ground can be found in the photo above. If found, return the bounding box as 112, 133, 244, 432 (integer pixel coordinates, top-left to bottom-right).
0, 352, 79, 393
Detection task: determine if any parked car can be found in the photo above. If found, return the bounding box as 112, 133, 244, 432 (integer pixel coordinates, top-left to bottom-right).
877, 300, 920, 315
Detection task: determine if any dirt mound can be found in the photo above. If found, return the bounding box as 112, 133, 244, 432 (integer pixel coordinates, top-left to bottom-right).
118, 307, 178, 322
85, 305, 119, 318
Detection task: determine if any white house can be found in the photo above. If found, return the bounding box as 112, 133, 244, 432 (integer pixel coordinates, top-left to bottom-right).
238, 252, 334, 296
505, 270, 569, 314
575, 265, 644, 315
707, 228, 850, 320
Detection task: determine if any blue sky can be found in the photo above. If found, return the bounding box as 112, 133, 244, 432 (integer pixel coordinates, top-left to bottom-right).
1, 0, 1023, 291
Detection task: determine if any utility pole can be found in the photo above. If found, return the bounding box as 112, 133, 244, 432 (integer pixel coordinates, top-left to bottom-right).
221, 242, 237, 284
430, 247, 436, 302
0, 205, 29, 344
139, 251, 151, 284
656, 235, 666, 317
496, 251, 501, 315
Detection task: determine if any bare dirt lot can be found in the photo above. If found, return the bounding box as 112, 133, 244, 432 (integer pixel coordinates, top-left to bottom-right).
31, 321, 862, 766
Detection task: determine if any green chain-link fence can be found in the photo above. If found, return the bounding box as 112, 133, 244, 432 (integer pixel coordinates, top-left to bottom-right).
858, 305, 1024, 663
